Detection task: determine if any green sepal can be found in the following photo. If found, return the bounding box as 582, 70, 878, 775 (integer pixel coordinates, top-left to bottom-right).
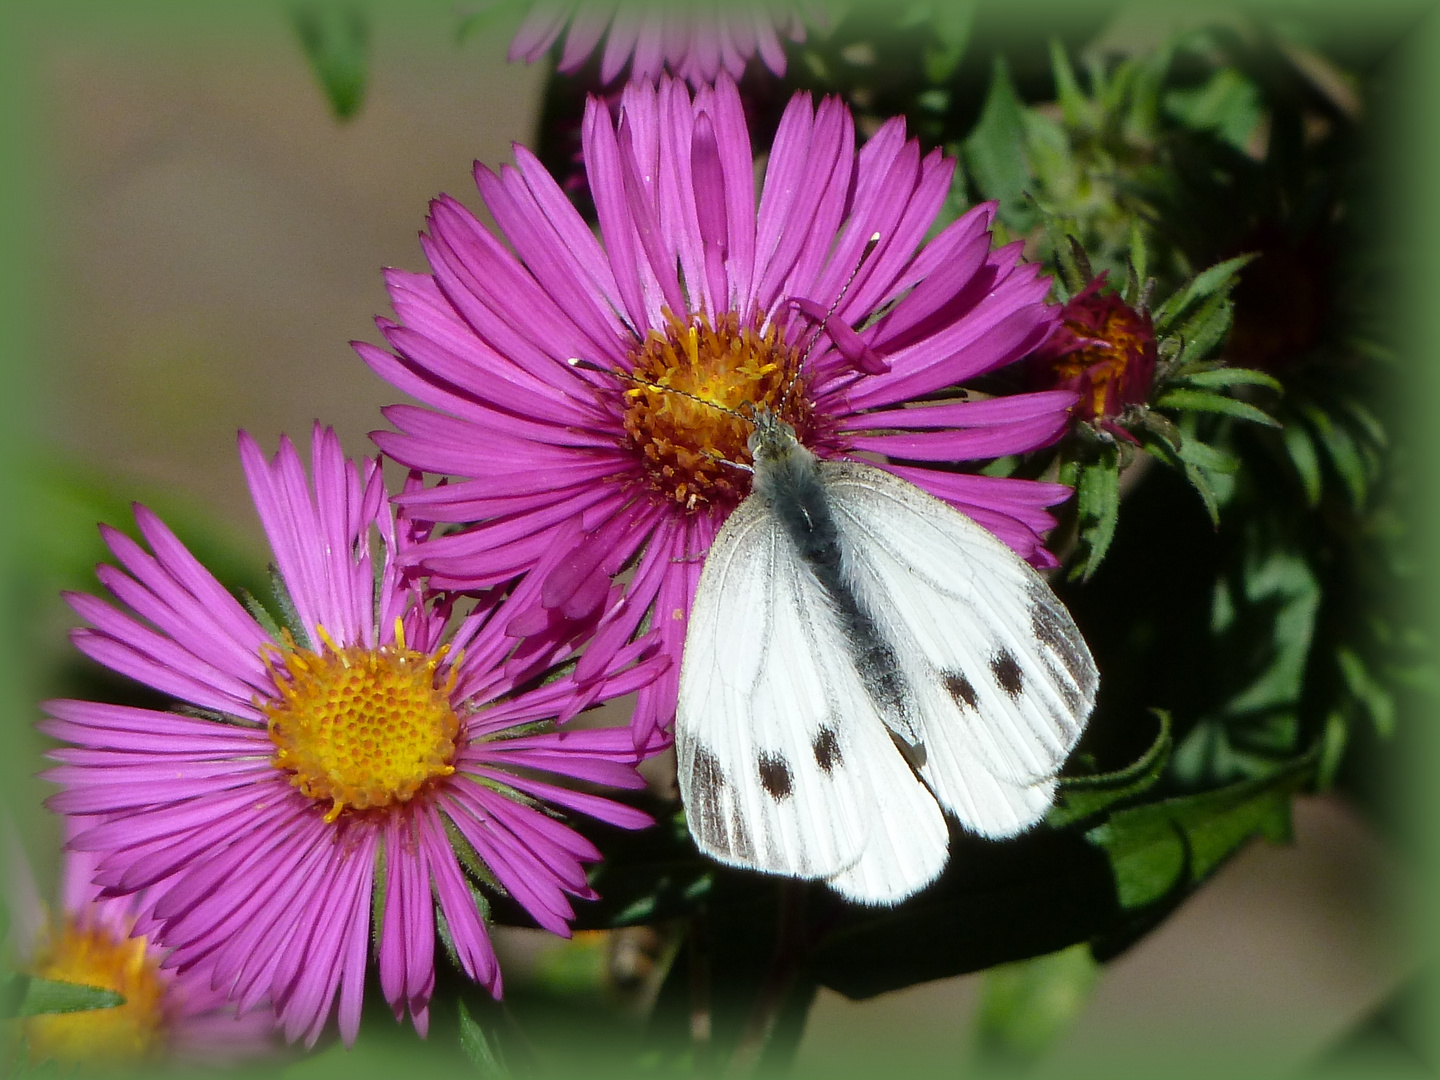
268, 565, 314, 651
443, 812, 509, 898
1047, 711, 1172, 829
370, 840, 387, 956
239, 587, 285, 646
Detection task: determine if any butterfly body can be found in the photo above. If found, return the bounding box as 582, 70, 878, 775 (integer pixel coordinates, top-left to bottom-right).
676, 412, 1098, 906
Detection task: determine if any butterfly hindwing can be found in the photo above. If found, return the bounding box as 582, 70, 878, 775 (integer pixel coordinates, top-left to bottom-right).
820, 460, 1098, 837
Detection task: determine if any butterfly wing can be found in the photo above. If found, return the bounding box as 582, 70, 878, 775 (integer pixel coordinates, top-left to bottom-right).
677, 490, 947, 899
820, 460, 1097, 838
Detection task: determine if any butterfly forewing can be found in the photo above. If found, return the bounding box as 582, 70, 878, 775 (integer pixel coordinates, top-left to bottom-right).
820, 461, 1098, 835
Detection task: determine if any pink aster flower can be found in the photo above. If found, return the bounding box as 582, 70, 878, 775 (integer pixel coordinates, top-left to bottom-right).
357, 75, 1075, 748
40, 426, 667, 1048
3, 822, 277, 1067
509, 1, 809, 86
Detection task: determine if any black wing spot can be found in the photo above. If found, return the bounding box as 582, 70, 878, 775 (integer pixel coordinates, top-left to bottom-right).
757, 753, 793, 800
991, 650, 1024, 699
812, 728, 842, 774
944, 672, 978, 709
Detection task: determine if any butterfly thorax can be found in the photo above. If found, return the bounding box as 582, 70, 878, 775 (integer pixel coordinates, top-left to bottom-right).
748, 417, 918, 743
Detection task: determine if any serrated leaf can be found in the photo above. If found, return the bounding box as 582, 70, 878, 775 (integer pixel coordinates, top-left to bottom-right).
1175, 435, 1239, 477
1069, 447, 1120, 582
1176, 367, 1283, 393
1156, 388, 1280, 427
1047, 712, 1172, 829
292, 4, 369, 121
1086, 762, 1309, 909
13, 978, 124, 1017
1173, 295, 1235, 367
458, 1000, 513, 1078
963, 57, 1031, 224
1152, 254, 1257, 334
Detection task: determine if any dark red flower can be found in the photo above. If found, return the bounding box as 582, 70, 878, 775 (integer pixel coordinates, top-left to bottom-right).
1029, 273, 1157, 441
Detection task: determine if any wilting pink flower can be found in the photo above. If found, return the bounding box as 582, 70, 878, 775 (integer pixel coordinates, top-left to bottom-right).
1028, 272, 1158, 442
3, 823, 277, 1067
41, 426, 667, 1047
357, 76, 1074, 747
509, 1, 809, 86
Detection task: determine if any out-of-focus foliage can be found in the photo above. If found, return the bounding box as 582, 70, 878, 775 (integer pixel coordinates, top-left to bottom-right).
292, 3, 371, 121
33, 4, 1422, 1075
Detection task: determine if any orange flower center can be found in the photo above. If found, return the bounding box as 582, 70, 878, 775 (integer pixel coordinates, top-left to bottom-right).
23, 918, 167, 1066
1052, 308, 1149, 420
622, 310, 811, 510
265, 626, 460, 822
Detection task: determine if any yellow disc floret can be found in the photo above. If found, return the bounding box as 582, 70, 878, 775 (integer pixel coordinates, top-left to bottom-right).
23, 918, 168, 1066
622, 309, 812, 510
265, 624, 460, 822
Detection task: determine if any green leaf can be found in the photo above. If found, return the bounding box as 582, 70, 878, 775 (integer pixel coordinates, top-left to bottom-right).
1316, 711, 1349, 791
1049, 39, 1088, 129
1337, 647, 1396, 738
973, 943, 1099, 1065
1156, 388, 1280, 428
1175, 367, 1283, 393
12, 977, 125, 1017
458, 1000, 513, 1078
1047, 711, 1172, 829
1302, 404, 1370, 508
292, 4, 370, 121
1282, 424, 1323, 506
1085, 762, 1310, 909
1172, 295, 1235, 367
1069, 447, 1120, 582
1152, 254, 1257, 335
1162, 68, 1264, 150
923, 3, 974, 83
963, 57, 1031, 224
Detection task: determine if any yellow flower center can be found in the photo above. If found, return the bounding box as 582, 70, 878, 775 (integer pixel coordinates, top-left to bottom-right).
23, 918, 167, 1066
622, 310, 812, 510
265, 626, 460, 822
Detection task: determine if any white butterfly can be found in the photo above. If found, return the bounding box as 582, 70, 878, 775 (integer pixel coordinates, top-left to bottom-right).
675, 413, 1098, 906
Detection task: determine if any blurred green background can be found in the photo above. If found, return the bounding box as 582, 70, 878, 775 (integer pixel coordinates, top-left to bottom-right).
0, 3, 1435, 1078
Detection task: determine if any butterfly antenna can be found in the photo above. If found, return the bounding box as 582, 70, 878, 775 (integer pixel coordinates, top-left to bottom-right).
779, 231, 884, 417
